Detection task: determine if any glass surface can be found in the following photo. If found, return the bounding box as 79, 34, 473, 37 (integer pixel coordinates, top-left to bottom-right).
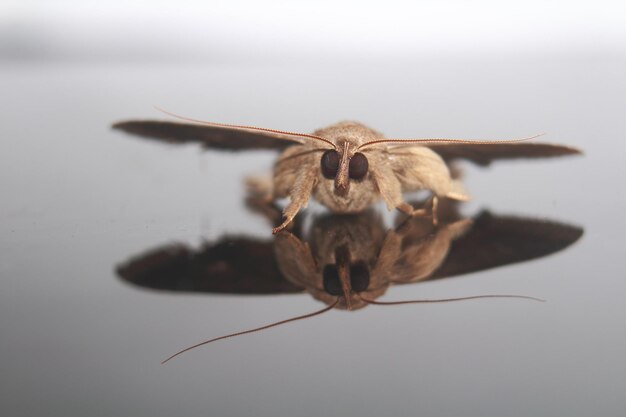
1, 57, 625, 416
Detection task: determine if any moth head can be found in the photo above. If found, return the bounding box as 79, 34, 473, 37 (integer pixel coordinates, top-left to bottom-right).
321, 245, 371, 310
320, 142, 369, 196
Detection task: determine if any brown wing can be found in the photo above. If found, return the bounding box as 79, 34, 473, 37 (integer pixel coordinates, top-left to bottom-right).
426, 211, 583, 280
116, 237, 304, 294
112, 120, 301, 151
421, 143, 582, 166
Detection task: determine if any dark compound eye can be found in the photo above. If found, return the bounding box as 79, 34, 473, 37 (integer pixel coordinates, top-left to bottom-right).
350, 262, 370, 292
349, 153, 368, 180
321, 150, 339, 179
323, 264, 342, 296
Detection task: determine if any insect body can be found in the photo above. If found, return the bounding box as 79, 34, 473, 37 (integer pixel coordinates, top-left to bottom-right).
113, 111, 581, 233
270, 121, 471, 232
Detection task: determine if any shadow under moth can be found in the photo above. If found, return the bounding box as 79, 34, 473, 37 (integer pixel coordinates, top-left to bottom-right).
113, 109, 581, 233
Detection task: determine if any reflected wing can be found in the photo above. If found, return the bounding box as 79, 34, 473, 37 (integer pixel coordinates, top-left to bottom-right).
117, 237, 304, 294
427, 211, 584, 280
112, 120, 301, 151
420, 143, 582, 166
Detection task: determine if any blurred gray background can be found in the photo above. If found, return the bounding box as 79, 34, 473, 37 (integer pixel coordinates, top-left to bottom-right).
1, 1, 625, 417
3, 0, 626, 64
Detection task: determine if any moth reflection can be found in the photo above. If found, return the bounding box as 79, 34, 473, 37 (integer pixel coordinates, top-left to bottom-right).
118, 203, 582, 313
117, 202, 581, 361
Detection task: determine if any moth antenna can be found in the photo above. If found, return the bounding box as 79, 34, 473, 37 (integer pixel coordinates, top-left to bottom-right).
360, 294, 545, 305
161, 299, 339, 364
154, 106, 337, 149
358, 133, 545, 150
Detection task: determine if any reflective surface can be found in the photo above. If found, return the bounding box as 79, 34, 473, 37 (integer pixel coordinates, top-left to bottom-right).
1, 57, 625, 416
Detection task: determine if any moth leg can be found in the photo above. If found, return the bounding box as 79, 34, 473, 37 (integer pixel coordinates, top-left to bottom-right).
396, 196, 439, 225
272, 201, 304, 234
397, 202, 428, 217
272, 169, 317, 234
430, 195, 439, 226
272, 206, 298, 234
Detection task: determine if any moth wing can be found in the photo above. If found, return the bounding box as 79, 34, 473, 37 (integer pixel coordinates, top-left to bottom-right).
423, 211, 583, 281
395, 143, 582, 166
112, 120, 303, 151
116, 238, 304, 294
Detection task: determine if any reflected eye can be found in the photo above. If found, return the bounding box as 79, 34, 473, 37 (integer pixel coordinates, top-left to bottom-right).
323, 264, 341, 296
350, 261, 370, 292
321, 150, 339, 179
349, 153, 368, 180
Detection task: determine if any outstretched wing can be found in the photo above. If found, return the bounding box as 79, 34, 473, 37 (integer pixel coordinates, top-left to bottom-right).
112, 120, 302, 151
421, 143, 582, 166
426, 211, 583, 280
116, 237, 304, 294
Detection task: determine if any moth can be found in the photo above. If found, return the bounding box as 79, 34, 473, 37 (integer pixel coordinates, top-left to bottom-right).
113, 110, 581, 233
117, 199, 583, 362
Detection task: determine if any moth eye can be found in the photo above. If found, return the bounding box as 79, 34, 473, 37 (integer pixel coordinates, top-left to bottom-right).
349, 261, 370, 292
349, 153, 368, 180
321, 150, 340, 179
322, 264, 342, 296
